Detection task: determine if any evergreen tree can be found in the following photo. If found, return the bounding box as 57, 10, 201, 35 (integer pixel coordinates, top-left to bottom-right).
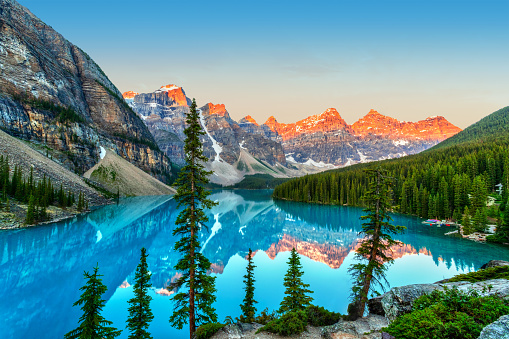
472, 208, 487, 233
239, 248, 257, 323
64, 265, 121, 339
127, 248, 154, 339
348, 167, 405, 320
169, 98, 218, 336
25, 194, 35, 225
462, 206, 473, 235
279, 248, 313, 314
77, 192, 84, 212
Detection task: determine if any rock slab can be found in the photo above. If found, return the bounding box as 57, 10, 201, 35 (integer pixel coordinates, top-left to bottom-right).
479, 315, 509, 339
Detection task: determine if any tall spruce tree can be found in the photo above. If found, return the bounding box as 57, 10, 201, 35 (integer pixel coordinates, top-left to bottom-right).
279, 247, 313, 314
65, 265, 121, 339
127, 247, 154, 339
169, 98, 218, 336
348, 167, 405, 320
239, 248, 257, 323
25, 194, 35, 225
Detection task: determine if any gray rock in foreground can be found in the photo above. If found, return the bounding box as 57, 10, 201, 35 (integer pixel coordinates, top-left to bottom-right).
478, 315, 509, 339
369, 279, 509, 322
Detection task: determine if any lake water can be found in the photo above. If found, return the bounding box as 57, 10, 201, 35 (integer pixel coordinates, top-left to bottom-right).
2, 189, 509, 339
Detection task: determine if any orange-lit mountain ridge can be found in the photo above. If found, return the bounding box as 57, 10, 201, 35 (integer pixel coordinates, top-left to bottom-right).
351, 109, 461, 141
263, 108, 460, 142
122, 91, 138, 100
264, 108, 351, 141
155, 84, 189, 106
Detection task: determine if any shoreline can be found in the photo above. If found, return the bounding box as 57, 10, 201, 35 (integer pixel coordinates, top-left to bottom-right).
0, 200, 113, 231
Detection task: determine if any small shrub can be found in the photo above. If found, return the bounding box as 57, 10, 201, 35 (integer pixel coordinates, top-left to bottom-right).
446, 265, 509, 283
384, 287, 509, 339
305, 305, 342, 326
195, 323, 225, 339
257, 310, 307, 336
253, 308, 278, 325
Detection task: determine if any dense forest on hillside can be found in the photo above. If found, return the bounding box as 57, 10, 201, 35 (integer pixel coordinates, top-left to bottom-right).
273, 107, 509, 239
0, 155, 86, 224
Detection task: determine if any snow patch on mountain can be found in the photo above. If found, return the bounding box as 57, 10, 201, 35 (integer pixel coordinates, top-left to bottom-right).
357, 150, 368, 163
199, 109, 223, 162
393, 140, 409, 146
303, 158, 336, 168
99, 146, 106, 160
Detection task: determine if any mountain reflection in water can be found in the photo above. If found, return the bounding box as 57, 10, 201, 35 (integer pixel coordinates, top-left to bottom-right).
1, 190, 509, 339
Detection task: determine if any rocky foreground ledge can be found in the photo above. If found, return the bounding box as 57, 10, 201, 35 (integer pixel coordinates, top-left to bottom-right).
211, 260, 509, 339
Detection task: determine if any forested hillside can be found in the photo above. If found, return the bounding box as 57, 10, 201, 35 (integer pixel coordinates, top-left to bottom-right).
273, 107, 509, 239
431, 106, 509, 149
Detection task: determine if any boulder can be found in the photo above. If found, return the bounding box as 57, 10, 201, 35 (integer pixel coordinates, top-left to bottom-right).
478, 315, 509, 339
322, 314, 389, 339
368, 284, 441, 320
368, 279, 509, 322
480, 260, 509, 269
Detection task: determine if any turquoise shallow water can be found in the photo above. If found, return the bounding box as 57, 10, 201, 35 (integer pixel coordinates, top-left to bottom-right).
1, 189, 509, 339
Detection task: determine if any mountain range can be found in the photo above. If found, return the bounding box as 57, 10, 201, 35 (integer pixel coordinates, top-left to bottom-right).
123, 85, 461, 184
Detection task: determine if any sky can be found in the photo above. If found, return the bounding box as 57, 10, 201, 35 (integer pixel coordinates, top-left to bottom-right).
18, 0, 509, 128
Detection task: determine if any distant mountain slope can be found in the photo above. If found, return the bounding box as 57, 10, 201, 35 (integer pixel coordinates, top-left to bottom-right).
431, 106, 509, 149
84, 150, 175, 197
0, 129, 106, 206
0, 0, 172, 182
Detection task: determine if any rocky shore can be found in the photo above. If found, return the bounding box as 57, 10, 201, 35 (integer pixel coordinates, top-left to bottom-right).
211, 260, 509, 339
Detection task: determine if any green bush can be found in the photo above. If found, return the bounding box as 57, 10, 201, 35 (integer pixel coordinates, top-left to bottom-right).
253, 308, 279, 325
385, 287, 509, 339
486, 233, 508, 244
305, 305, 342, 326
446, 265, 509, 283
195, 323, 225, 339
257, 310, 308, 336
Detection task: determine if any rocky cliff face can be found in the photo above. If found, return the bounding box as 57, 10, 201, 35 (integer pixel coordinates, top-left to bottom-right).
125, 87, 288, 183
0, 0, 171, 181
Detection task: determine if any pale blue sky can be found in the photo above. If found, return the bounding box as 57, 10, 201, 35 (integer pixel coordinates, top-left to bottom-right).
18, 0, 509, 128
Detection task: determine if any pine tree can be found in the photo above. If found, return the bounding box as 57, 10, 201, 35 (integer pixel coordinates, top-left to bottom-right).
279, 248, 313, 314
239, 248, 257, 323
25, 194, 35, 225
64, 265, 121, 339
127, 248, 154, 339
472, 208, 487, 233
462, 206, 473, 235
169, 98, 218, 336
77, 192, 84, 212
348, 167, 405, 320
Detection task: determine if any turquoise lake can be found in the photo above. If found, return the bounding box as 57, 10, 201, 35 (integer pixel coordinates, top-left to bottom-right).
2, 189, 509, 339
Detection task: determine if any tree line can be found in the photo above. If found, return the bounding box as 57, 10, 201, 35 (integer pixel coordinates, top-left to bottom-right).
0, 155, 89, 224
273, 139, 509, 239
